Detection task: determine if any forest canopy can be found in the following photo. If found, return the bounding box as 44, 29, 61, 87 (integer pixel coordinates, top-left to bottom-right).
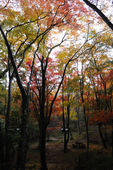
0, 0, 113, 170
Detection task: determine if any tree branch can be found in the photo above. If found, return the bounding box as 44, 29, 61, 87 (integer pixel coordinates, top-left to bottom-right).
83, 0, 113, 30
0, 24, 26, 98
0, 68, 8, 78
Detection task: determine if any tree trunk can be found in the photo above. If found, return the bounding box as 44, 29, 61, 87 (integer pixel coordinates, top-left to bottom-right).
86, 122, 89, 151
98, 123, 107, 149
63, 104, 70, 153
62, 107, 67, 153
63, 131, 67, 153
80, 74, 89, 151
76, 90, 81, 135
16, 97, 29, 170
112, 119, 113, 157
76, 107, 81, 135
40, 125, 48, 170
5, 61, 12, 170
62, 105, 68, 153
0, 121, 5, 170
84, 108, 89, 152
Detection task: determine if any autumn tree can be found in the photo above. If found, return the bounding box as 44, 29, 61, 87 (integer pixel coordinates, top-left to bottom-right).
24, 52, 64, 168
24, 31, 90, 167
81, 26, 113, 149
56, 36, 92, 151
0, 0, 91, 169
88, 64, 113, 148
1, 0, 109, 169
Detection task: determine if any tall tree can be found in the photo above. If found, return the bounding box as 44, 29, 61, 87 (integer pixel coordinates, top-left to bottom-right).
82, 27, 113, 149
0, 0, 99, 169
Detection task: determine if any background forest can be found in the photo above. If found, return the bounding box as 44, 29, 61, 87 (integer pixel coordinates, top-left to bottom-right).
0, 0, 113, 170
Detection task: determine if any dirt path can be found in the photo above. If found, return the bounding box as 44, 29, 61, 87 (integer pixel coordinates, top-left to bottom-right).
27, 127, 113, 169
28, 137, 85, 170
45, 139, 86, 170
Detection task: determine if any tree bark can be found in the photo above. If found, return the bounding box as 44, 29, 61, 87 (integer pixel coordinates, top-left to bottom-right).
80, 63, 89, 151
63, 95, 70, 153
76, 106, 81, 135
112, 119, 113, 157
5, 59, 12, 170
84, 109, 89, 151
62, 84, 67, 153
0, 121, 5, 170
16, 96, 29, 170
98, 123, 107, 149
39, 124, 48, 170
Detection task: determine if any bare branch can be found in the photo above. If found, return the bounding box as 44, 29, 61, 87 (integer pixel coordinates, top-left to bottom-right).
0, 0, 10, 10
0, 24, 26, 98
83, 0, 113, 30
0, 67, 8, 78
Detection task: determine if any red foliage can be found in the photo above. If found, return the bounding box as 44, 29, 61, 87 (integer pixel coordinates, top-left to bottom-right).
88, 69, 113, 126
24, 56, 63, 118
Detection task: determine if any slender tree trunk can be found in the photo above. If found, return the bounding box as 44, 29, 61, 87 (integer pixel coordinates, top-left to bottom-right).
5, 60, 12, 170
66, 104, 70, 145
63, 107, 67, 153
76, 107, 81, 135
38, 60, 48, 170
64, 132, 67, 153
16, 97, 29, 170
62, 84, 67, 153
63, 104, 70, 153
112, 119, 113, 157
80, 73, 89, 151
98, 123, 107, 149
40, 124, 48, 170
0, 121, 5, 170
84, 115, 89, 151
86, 122, 89, 151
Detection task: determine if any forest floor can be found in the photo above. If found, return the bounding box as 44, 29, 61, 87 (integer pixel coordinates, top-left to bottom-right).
26, 127, 112, 170
26, 139, 85, 170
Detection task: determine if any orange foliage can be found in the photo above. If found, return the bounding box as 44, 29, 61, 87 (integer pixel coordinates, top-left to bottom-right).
18, 0, 89, 30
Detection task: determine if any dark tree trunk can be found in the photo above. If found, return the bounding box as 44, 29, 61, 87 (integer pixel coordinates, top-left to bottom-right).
63, 132, 67, 153
84, 107, 89, 152
0, 24, 29, 170
38, 59, 48, 170
112, 119, 113, 157
62, 104, 68, 153
85, 116, 89, 153
62, 84, 68, 153
98, 123, 107, 149
76, 106, 81, 135
5, 60, 12, 170
80, 66, 89, 152
0, 121, 5, 170
66, 104, 70, 147
63, 102, 70, 153
16, 97, 29, 170
39, 124, 48, 170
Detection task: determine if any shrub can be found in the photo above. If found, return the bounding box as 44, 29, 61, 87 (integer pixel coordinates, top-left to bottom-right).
86, 155, 113, 170
74, 150, 113, 170
75, 151, 96, 170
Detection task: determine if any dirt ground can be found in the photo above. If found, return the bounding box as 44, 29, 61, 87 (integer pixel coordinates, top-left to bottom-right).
46, 141, 82, 170
27, 137, 88, 170
26, 128, 112, 170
